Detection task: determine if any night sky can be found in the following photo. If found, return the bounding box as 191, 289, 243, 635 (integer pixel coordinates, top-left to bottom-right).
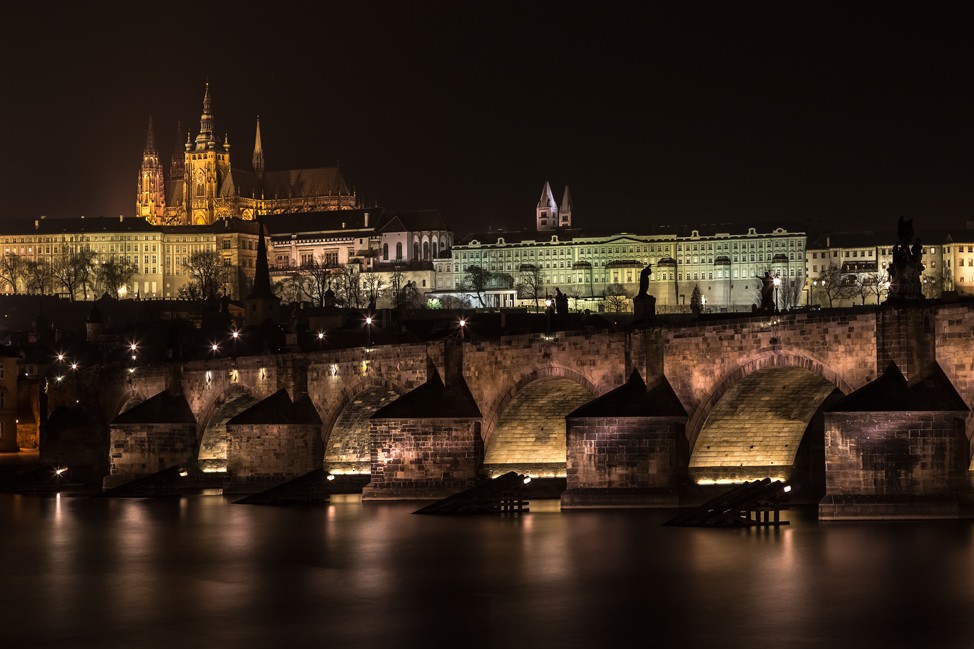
2, 2, 973, 237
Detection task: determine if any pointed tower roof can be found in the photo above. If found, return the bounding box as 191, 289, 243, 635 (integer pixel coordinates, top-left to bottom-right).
248, 214, 274, 299
252, 115, 265, 181
538, 180, 557, 209
195, 81, 215, 149
144, 116, 157, 155
561, 185, 572, 212
170, 121, 185, 178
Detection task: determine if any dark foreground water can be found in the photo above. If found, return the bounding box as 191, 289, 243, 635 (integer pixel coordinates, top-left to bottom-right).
2, 494, 974, 649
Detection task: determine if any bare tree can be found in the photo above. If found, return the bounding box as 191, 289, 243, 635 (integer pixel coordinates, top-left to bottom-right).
303, 255, 334, 307
816, 265, 854, 308
854, 272, 884, 305
360, 270, 383, 309
182, 250, 230, 301
389, 267, 420, 310
52, 250, 96, 301
23, 259, 52, 295
95, 257, 139, 297
463, 265, 492, 308
0, 252, 25, 294
516, 264, 545, 312
333, 265, 362, 308
604, 283, 631, 313
273, 271, 307, 303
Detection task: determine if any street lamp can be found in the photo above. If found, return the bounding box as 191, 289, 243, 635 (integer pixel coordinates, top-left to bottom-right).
364, 314, 374, 350
772, 275, 781, 313
544, 295, 553, 336
458, 317, 466, 341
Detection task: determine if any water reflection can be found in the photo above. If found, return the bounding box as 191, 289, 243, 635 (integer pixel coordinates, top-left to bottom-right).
3, 495, 974, 648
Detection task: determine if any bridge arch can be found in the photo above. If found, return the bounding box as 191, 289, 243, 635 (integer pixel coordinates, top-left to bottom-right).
322, 377, 406, 475
196, 384, 260, 472
110, 388, 149, 421
685, 349, 852, 486
482, 365, 600, 478
686, 349, 854, 450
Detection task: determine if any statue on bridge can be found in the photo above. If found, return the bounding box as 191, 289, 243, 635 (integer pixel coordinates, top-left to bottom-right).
888, 216, 925, 301
554, 288, 569, 316
633, 264, 656, 322
756, 271, 776, 314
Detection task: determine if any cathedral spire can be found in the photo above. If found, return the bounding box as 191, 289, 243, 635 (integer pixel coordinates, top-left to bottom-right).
137, 116, 165, 223
252, 115, 265, 181
170, 121, 184, 179
195, 81, 215, 150
558, 185, 572, 228
536, 180, 558, 232
144, 116, 157, 155
250, 213, 273, 299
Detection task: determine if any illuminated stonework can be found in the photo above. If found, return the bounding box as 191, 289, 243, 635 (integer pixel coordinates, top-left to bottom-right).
689, 367, 838, 484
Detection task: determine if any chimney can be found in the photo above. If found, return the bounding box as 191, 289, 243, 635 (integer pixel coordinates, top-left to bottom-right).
34, 219, 39, 231
364, 212, 369, 227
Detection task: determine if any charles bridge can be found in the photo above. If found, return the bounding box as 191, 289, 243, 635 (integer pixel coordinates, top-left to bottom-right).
41, 300, 974, 520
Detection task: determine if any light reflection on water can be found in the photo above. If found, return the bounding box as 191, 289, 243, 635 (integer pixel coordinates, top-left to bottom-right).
3, 494, 974, 649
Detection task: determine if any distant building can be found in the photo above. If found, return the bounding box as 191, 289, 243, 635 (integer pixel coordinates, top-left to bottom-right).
137, 83, 357, 226
431, 183, 806, 313
804, 231, 949, 307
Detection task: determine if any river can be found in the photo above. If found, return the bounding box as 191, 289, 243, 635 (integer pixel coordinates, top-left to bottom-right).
1, 493, 972, 649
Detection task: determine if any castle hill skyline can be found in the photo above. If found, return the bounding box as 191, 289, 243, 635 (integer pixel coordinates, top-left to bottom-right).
2, 4, 974, 237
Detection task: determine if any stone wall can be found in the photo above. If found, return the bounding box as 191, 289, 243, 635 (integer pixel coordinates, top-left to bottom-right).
821, 411, 968, 518
462, 331, 627, 442
562, 416, 686, 508
362, 418, 482, 500
226, 423, 322, 482
107, 422, 197, 487
660, 311, 878, 445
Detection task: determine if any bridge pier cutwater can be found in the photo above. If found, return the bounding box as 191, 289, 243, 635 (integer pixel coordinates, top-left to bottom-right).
41, 301, 974, 519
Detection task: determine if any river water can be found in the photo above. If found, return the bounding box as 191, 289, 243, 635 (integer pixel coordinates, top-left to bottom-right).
2, 493, 973, 649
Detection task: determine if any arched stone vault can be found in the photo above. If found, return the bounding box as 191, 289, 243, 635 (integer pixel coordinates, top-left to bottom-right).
196, 385, 259, 472
688, 363, 844, 484
481, 365, 600, 449
323, 380, 404, 474
482, 374, 596, 478
684, 350, 855, 450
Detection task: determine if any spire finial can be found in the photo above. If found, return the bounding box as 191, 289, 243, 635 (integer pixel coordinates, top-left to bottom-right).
144, 116, 157, 155
252, 115, 265, 181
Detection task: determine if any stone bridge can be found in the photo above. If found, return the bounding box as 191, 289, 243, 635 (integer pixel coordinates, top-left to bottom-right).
56, 301, 974, 519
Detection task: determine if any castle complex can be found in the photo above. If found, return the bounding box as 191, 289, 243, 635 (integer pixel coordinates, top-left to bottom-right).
0, 83, 972, 310
137, 84, 357, 226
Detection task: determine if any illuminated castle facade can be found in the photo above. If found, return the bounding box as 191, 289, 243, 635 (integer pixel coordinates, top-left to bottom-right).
137, 83, 358, 226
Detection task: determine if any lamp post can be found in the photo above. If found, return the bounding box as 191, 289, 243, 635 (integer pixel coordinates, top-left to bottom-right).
365, 314, 373, 350
772, 275, 781, 313
544, 295, 553, 336
458, 317, 466, 341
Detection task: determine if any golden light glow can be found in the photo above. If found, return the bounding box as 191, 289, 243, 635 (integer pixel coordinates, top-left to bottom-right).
695, 476, 788, 486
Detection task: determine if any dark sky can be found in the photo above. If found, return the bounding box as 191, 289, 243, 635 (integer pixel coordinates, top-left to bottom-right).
2, 2, 974, 237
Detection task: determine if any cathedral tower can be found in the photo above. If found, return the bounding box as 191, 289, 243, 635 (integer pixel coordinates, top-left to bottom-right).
136, 116, 166, 223
536, 181, 558, 232
558, 185, 572, 228
184, 82, 233, 225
